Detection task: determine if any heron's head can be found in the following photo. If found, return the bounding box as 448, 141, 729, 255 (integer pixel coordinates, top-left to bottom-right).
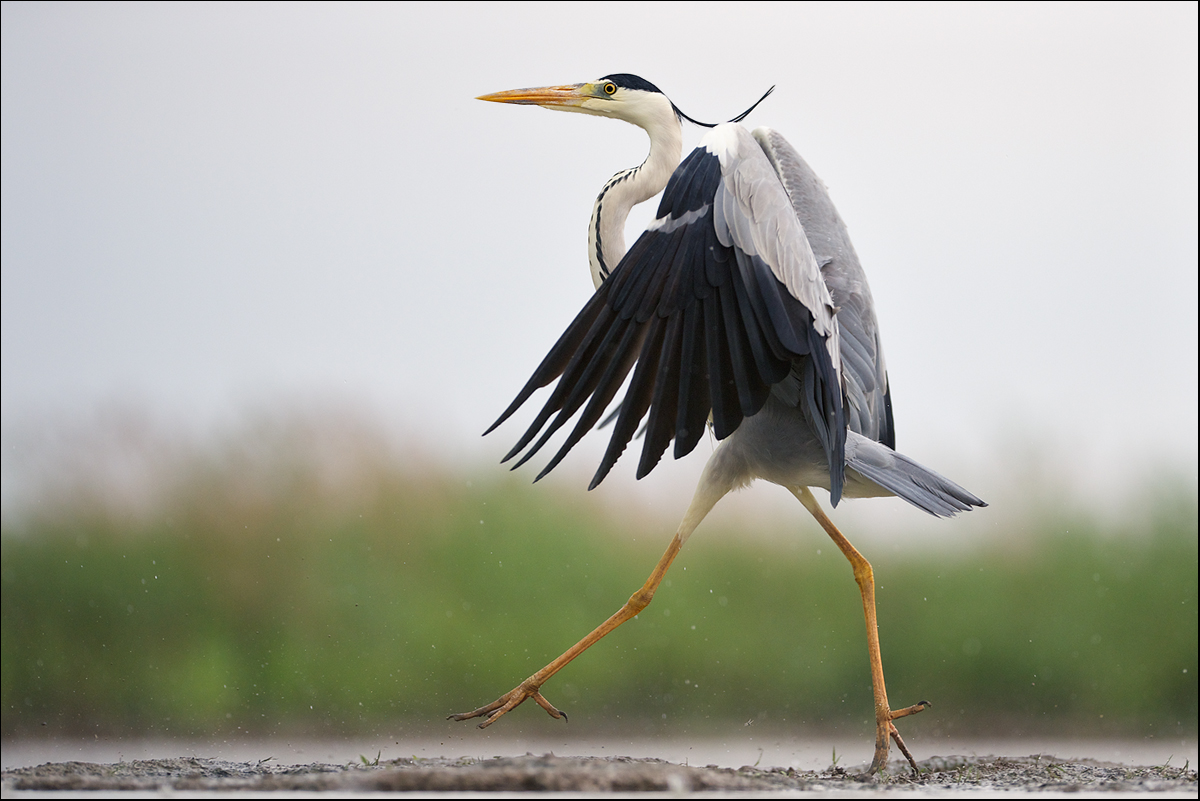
478, 74, 774, 134
477, 74, 676, 131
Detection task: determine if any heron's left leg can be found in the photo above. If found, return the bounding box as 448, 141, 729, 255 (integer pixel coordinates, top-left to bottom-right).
448, 531, 685, 727
449, 469, 731, 728
790, 486, 928, 776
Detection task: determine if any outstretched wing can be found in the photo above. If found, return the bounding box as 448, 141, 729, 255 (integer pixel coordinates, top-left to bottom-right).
488, 124, 847, 502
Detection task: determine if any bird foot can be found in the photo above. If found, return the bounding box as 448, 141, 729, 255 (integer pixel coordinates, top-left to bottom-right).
448, 680, 567, 728
867, 700, 930, 777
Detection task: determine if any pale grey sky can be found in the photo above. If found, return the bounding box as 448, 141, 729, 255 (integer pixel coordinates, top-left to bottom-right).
2, 2, 1197, 526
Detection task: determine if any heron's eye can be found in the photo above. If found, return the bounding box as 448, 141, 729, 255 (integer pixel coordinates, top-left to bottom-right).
603, 82, 617, 95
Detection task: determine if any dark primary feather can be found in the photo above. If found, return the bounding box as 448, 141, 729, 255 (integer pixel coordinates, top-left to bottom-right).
490, 145, 846, 497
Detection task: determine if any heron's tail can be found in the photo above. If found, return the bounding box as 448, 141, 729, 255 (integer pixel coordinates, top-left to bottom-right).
845, 432, 986, 518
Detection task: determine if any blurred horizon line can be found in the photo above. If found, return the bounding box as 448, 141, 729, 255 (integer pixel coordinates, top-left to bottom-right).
2, 398, 1194, 546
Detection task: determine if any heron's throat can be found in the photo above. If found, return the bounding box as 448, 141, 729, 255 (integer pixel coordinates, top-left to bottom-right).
588, 117, 682, 288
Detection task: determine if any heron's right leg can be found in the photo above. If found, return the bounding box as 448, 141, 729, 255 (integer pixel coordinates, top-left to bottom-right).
449, 472, 731, 728
790, 486, 928, 776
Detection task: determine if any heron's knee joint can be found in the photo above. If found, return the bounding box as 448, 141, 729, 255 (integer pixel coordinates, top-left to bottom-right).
852, 560, 874, 589
627, 585, 656, 613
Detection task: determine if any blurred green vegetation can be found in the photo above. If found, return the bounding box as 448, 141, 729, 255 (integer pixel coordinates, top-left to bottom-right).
1, 421, 1196, 740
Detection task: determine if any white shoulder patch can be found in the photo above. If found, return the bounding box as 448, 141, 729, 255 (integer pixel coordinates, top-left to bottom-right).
701, 124, 750, 167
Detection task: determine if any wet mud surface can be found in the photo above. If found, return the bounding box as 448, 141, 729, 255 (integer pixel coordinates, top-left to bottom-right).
4, 752, 1197, 793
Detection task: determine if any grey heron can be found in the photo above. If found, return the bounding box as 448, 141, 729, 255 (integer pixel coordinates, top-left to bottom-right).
451, 74, 985, 776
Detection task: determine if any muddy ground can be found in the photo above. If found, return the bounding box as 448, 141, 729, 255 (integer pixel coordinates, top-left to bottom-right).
3, 752, 1196, 793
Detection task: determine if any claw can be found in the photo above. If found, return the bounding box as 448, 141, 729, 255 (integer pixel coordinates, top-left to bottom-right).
867, 699, 929, 777
449, 682, 566, 728
889, 722, 921, 775
531, 691, 567, 721
890, 700, 930, 721
447, 694, 507, 723
881, 701, 928, 775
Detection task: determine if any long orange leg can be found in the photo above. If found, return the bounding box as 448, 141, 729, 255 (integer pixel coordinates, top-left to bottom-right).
449, 532, 684, 726
450, 477, 726, 728
791, 487, 928, 776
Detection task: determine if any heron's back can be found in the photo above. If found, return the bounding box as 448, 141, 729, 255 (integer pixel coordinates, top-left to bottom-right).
753, 128, 894, 449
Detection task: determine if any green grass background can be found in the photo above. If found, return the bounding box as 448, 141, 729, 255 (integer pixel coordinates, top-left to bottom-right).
2, 420, 1196, 741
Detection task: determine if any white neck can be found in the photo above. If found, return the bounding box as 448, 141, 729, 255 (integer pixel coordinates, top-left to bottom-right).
587, 112, 682, 288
